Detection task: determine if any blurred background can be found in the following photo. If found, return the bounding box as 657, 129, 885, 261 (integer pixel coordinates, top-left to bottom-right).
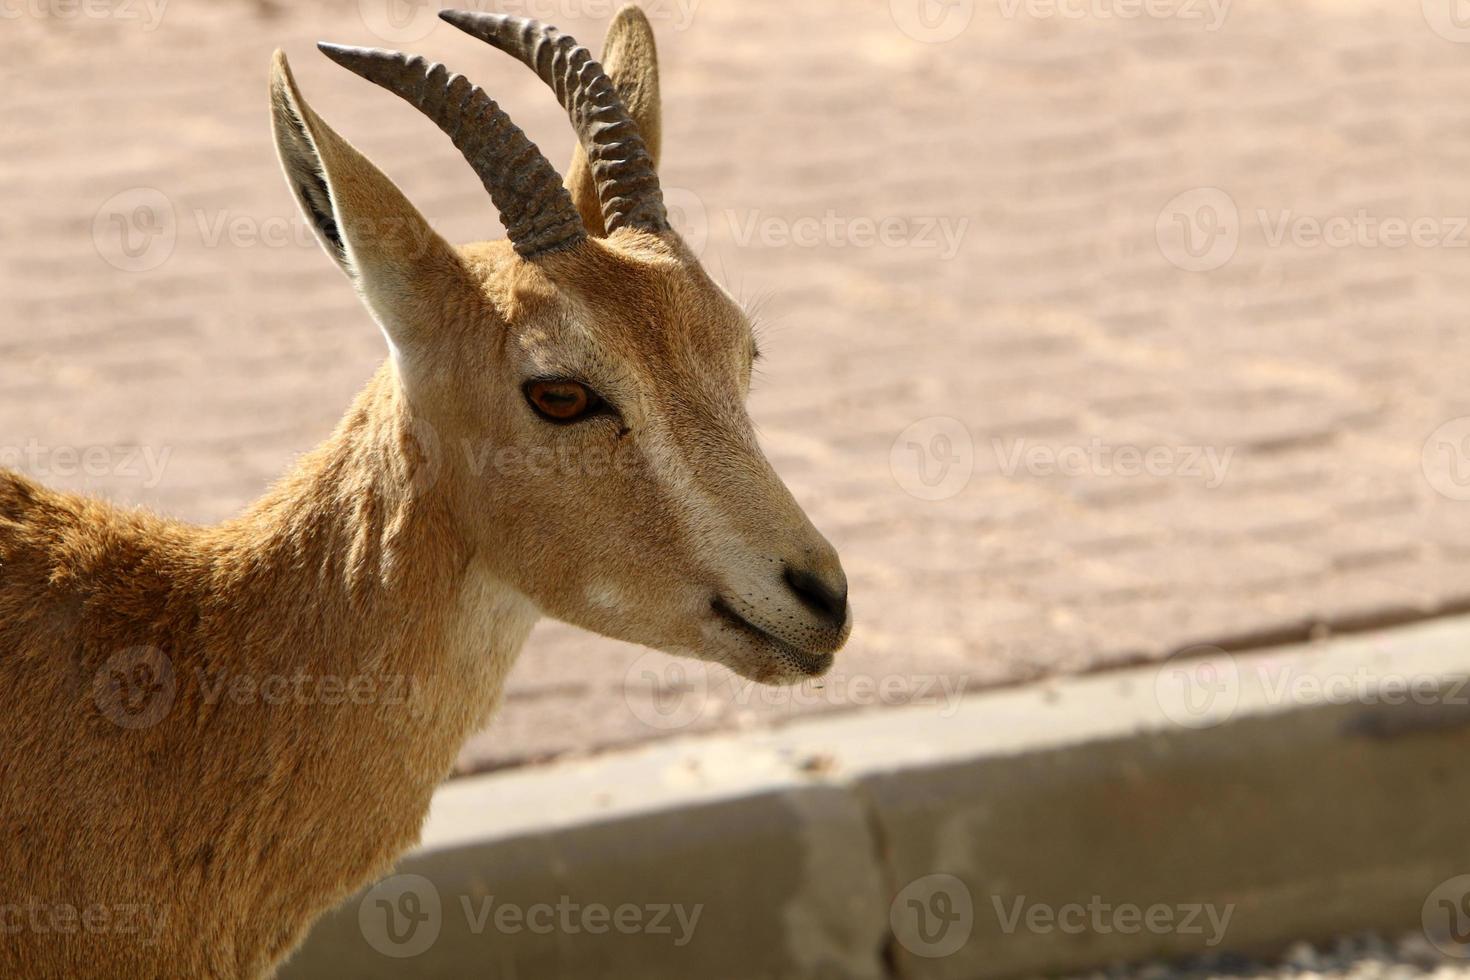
15, 0, 1470, 769
9, 0, 1470, 975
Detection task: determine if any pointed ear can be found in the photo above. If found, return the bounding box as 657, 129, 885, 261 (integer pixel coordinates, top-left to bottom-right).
270, 50, 466, 363
565, 6, 662, 236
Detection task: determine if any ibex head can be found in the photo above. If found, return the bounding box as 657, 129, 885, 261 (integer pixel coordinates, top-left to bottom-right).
269, 8, 850, 683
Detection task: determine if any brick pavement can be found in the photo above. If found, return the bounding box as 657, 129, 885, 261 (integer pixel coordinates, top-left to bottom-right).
4, 0, 1470, 771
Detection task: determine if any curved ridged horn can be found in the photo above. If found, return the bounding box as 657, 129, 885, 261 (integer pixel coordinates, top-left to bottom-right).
438, 11, 670, 237
316, 43, 586, 259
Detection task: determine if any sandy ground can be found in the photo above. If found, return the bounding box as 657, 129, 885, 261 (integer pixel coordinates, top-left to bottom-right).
6, 0, 1470, 769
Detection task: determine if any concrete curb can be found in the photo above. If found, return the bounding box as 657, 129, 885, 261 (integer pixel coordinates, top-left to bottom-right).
282, 617, 1470, 979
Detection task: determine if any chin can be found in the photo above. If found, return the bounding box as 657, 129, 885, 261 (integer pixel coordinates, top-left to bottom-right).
719, 644, 836, 686
698, 603, 847, 686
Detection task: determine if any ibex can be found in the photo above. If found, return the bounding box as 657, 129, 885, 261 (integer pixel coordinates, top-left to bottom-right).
0, 8, 850, 977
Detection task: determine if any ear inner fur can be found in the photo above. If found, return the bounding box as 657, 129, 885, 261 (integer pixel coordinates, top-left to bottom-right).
270, 54, 348, 267
269, 50, 471, 361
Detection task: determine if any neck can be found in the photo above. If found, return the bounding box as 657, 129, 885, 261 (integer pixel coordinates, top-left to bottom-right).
202, 364, 539, 967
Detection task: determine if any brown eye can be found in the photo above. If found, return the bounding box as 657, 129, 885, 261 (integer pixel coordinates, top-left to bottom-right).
524, 379, 601, 424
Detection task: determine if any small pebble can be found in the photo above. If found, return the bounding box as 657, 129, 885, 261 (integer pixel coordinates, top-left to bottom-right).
1286, 941, 1323, 969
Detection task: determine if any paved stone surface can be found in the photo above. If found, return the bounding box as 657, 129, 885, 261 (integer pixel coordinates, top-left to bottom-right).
281, 618, 1470, 977
6, 0, 1470, 771
283, 783, 888, 980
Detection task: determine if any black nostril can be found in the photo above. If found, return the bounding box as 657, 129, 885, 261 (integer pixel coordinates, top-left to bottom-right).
783, 566, 849, 628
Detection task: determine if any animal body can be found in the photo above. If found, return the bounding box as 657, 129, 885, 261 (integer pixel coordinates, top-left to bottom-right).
0, 8, 850, 977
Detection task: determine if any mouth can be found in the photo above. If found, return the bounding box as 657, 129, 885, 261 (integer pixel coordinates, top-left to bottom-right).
710, 597, 834, 678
